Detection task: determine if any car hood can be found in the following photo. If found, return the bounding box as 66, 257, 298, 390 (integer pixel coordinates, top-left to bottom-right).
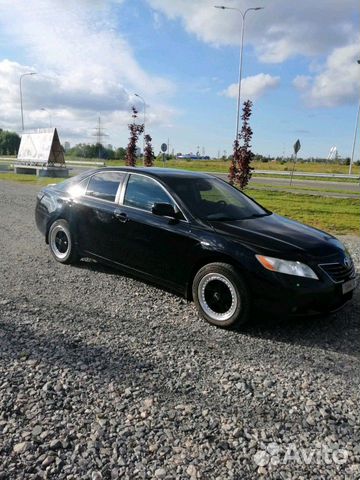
209, 213, 345, 259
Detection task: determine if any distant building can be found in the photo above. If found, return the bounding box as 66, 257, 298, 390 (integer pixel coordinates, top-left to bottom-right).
107, 144, 113, 150
176, 153, 210, 160
327, 146, 338, 161
64, 141, 71, 152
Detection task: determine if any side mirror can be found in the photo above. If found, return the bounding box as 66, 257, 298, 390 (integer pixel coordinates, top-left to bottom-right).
152, 202, 177, 218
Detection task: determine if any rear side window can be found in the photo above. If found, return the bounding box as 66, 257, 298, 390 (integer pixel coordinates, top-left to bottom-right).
67, 178, 89, 197
86, 172, 124, 202
124, 174, 175, 212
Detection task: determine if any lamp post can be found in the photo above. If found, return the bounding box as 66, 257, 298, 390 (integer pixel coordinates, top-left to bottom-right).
135, 93, 146, 165
214, 5, 263, 141
19, 72, 37, 131
349, 60, 360, 175
41, 108, 52, 128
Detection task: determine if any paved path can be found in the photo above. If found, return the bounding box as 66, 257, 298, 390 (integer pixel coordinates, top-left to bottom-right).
1, 160, 359, 198
66, 165, 360, 198
212, 173, 360, 198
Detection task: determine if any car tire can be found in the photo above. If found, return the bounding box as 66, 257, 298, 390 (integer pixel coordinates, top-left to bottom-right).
48, 219, 79, 264
192, 262, 250, 328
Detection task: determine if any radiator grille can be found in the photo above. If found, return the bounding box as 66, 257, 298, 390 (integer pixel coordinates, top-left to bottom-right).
319, 259, 355, 283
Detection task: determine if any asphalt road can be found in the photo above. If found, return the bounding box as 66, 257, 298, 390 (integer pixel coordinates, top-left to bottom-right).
214, 173, 360, 197
66, 165, 359, 198
0, 160, 359, 198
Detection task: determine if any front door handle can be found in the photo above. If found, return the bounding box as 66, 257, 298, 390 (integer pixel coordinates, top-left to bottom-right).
113, 210, 128, 223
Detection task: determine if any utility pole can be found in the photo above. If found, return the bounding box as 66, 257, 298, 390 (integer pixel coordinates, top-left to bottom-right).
19, 72, 37, 131
92, 116, 108, 160
134, 93, 146, 165
214, 5, 264, 141
349, 60, 360, 175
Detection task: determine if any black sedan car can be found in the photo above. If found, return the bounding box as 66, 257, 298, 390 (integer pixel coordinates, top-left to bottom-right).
35, 167, 356, 328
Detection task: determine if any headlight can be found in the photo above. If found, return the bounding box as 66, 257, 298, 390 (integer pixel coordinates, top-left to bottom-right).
256, 255, 318, 280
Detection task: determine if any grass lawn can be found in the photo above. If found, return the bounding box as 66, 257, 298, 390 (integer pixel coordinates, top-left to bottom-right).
1, 155, 359, 175
104, 158, 360, 175
0, 172, 65, 187
1, 172, 359, 235
251, 182, 360, 196
245, 188, 359, 235
252, 173, 359, 183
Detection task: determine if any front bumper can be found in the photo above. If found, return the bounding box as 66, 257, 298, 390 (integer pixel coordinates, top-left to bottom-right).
248, 268, 357, 316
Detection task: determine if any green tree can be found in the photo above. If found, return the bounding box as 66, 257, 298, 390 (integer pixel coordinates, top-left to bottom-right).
0, 130, 21, 155
229, 100, 254, 189
114, 147, 126, 160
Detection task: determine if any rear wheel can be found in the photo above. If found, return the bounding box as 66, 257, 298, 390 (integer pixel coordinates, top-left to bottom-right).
48, 219, 79, 264
192, 262, 250, 328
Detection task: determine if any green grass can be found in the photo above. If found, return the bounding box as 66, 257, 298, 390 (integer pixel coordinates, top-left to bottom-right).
2, 155, 359, 175
245, 188, 359, 235
1, 172, 358, 235
104, 158, 360, 175
250, 160, 359, 174
253, 173, 358, 183
1, 160, 357, 183
251, 182, 360, 196
0, 172, 65, 186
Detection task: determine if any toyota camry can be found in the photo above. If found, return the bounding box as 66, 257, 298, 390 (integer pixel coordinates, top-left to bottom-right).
35, 167, 356, 328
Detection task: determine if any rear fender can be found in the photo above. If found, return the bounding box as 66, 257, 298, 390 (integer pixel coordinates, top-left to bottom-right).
44, 198, 74, 243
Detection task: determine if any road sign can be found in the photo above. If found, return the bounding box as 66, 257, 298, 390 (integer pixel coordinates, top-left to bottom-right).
294, 139, 301, 155
161, 143, 167, 152
290, 139, 301, 186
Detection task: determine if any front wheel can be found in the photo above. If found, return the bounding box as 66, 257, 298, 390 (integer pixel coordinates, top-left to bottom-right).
192, 262, 250, 328
48, 219, 79, 264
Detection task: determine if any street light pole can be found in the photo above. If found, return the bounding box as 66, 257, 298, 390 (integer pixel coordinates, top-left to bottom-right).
19, 72, 37, 131
214, 6, 264, 141
41, 108, 52, 128
349, 60, 360, 175
135, 93, 146, 165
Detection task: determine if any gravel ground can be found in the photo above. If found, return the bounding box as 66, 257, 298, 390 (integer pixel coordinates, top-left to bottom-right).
0, 180, 359, 480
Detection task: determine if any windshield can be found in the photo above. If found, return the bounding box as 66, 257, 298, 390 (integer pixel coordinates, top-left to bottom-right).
165, 176, 269, 221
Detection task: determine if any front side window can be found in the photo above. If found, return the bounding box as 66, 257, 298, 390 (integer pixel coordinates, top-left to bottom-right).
124, 174, 175, 212
86, 172, 124, 202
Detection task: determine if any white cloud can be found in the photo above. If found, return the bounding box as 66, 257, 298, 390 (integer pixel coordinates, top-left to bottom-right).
147, 0, 358, 110
293, 75, 311, 90
147, 0, 358, 63
222, 73, 280, 101
0, 0, 176, 142
293, 41, 360, 107
152, 11, 163, 30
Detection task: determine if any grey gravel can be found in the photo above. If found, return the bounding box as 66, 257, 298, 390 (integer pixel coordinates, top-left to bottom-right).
0, 180, 359, 479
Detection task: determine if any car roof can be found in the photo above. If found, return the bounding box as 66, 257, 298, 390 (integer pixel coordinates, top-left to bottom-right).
88, 166, 214, 180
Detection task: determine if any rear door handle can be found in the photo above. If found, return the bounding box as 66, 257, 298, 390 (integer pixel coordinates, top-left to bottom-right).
113, 210, 128, 223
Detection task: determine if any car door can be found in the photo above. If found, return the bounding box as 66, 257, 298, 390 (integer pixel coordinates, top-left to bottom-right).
107, 173, 198, 288
74, 171, 127, 259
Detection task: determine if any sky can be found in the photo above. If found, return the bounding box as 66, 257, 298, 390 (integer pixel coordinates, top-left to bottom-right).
0, 0, 359, 159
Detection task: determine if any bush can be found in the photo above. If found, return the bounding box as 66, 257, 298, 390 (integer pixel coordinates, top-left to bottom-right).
229, 100, 254, 189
